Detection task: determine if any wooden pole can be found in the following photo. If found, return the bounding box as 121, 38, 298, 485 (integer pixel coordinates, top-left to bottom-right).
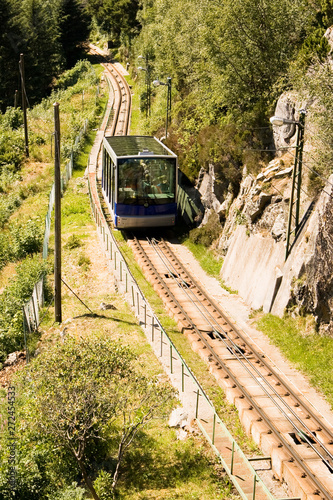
54, 102, 62, 323
19, 54, 29, 157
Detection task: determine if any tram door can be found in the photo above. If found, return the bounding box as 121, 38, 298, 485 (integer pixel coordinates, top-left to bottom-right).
110, 160, 115, 211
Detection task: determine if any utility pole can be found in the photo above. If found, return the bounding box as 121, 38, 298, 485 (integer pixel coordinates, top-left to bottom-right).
19, 54, 29, 157
54, 102, 62, 324
285, 110, 306, 260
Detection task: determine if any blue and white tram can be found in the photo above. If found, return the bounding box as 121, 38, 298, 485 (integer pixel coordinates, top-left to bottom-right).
102, 136, 178, 228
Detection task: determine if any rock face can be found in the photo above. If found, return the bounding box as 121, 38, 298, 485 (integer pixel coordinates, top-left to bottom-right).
195, 144, 333, 333
189, 90, 333, 332
271, 175, 333, 334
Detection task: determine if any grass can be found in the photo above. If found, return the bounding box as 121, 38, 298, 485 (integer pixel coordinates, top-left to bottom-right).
125, 74, 146, 135
182, 239, 223, 276
256, 313, 333, 409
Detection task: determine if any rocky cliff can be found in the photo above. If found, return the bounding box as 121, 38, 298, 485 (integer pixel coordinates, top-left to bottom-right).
196, 104, 333, 334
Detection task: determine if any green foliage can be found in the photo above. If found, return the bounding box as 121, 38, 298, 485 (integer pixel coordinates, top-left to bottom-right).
56, 60, 99, 90
189, 212, 222, 247
94, 470, 113, 500
0, 256, 49, 362
135, 0, 326, 181
64, 234, 82, 249
256, 313, 333, 408
290, 56, 333, 195
84, 0, 141, 46
0, 130, 25, 171
0, 193, 22, 227
10, 218, 44, 260
14, 335, 175, 497
77, 253, 91, 269
2, 107, 24, 130
50, 483, 86, 500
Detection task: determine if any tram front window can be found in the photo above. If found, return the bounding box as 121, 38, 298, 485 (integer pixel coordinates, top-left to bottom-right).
117, 158, 176, 205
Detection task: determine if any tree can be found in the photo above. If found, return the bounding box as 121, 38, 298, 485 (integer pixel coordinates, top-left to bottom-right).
12, 0, 64, 103
0, 0, 21, 111
85, 0, 141, 45
22, 335, 175, 499
58, 0, 90, 68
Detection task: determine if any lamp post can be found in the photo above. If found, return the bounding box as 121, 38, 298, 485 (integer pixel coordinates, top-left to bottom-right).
153, 77, 172, 138
270, 110, 306, 259
138, 55, 151, 118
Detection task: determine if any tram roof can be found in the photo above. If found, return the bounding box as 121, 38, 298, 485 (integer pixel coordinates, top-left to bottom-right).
103, 135, 176, 158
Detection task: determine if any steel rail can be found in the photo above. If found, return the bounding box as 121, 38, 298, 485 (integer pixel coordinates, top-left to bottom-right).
150, 238, 333, 471
89, 46, 131, 137
159, 239, 333, 442
133, 236, 333, 499
151, 239, 333, 458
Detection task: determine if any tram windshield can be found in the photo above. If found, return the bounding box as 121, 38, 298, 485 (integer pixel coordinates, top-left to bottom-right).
117, 158, 176, 205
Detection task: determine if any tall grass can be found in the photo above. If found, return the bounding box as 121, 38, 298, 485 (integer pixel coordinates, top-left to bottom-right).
256, 313, 333, 409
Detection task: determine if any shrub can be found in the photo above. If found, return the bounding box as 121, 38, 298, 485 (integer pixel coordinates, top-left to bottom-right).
189, 212, 222, 247
10, 218, 44, 260
2, 107, 24, 130
65, 234, 82, 249
94, 471, 114, 500
56, 60, 98, 90
50, 483, 86, 500
0, 130, 25, 171
0, 193, 22, 227
0, 256, 50, 362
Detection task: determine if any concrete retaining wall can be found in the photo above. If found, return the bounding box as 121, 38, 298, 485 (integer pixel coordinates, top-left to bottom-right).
221, 226, 285, 312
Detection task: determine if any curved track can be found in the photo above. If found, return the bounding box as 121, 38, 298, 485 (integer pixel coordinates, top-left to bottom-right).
89, 45, 131, 136
128, 235, 333, 500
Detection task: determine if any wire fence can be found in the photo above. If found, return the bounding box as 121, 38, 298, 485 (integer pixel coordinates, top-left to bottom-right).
22, 277, 44, 362
24, 117, 90, 351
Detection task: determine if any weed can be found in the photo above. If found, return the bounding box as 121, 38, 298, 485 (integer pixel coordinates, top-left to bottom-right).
78, 253, 91, 270
65, 234, 82, 250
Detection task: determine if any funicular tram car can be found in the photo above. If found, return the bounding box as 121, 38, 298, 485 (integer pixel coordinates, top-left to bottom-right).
102, 136, 178, 228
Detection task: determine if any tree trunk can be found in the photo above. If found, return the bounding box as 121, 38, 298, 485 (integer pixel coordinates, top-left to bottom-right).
112, 437, 125, 491
77, 458, 101, 500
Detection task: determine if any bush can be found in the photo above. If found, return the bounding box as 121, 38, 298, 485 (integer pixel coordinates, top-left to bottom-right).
0, 256, 50, 362
10, 218, 44, 260
56, 60, 98, 90
94, 471, 114, 500
189, 212, 222, 247
50, 483, 86, 500
2, 107, 24, 130
0, 130, 25, 171
0, 193, 22, 227
65, 234, 82, 249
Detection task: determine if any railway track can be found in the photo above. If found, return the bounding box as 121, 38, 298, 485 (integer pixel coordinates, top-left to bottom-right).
89, 44, 131, 136
127, 235, 333, 500
88, 46, 333, 499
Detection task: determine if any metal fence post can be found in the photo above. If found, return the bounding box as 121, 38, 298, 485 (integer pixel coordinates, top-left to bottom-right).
170, 345, 173, 373
230, 441, 235, 475
212, 413, 216, 445
252, 475, 257, 500
196, 390, 200, 418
